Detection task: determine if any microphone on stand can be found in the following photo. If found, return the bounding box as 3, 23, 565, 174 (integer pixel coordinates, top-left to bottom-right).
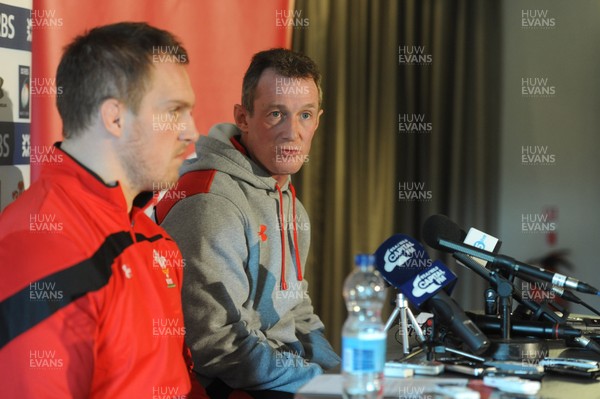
422, 214, 600, 296
452, 250, 564, 324
550, 287, 600, 318
374, 234, 490, 355
422, 215, 600, 359
466, 312, 582, 339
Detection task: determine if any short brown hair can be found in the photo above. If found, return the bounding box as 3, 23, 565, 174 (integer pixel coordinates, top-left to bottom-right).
241, 48, 322, 115
56, 22, 189, 138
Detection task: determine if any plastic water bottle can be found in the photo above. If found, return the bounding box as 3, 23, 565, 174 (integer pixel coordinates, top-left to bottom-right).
342, 254, 387, 399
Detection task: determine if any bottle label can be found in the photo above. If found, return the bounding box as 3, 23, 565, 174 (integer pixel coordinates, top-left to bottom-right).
342, 333, 386, 373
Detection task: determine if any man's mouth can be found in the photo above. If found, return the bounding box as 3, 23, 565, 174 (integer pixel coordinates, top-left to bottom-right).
278, 145, 302, 156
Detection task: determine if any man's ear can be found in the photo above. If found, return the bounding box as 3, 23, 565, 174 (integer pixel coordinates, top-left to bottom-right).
233, 104, 250, 133
314, 108, 324, 131
100, 98, 123, 138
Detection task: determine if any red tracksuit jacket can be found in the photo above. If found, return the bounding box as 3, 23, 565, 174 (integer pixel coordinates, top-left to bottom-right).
0, 145, 191, 398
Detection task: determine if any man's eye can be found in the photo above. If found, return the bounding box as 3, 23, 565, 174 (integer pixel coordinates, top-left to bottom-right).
271, 111, 282, 118
300, 112, 311, 120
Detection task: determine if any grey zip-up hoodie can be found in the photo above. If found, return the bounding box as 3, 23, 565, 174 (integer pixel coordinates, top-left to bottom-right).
158, 123, 340, 393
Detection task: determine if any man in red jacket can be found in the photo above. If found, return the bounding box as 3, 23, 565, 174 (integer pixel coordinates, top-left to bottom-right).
0, 22, 199, 398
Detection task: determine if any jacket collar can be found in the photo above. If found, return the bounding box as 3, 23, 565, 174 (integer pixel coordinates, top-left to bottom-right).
45, 143, 153, 217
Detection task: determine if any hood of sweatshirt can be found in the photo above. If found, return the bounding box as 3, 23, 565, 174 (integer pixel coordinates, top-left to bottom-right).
178, 123, 302, 289
181, 123, 287, 191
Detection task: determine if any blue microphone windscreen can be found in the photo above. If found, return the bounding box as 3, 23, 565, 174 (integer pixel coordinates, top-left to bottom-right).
374, 234, 431, 287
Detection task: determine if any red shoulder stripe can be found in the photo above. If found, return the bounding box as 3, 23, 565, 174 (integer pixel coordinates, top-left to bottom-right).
155, 170, 216, 224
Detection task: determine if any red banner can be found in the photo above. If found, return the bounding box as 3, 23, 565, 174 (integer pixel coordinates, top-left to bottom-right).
31, 0, 292, 180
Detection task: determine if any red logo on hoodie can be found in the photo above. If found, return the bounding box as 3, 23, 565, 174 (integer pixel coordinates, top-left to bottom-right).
258, 224, 268, 242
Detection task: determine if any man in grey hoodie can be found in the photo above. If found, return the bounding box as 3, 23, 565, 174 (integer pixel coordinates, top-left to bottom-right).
156, 49, 340, 398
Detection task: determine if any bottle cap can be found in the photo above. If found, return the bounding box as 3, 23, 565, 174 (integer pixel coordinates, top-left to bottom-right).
355, 253, 375, 267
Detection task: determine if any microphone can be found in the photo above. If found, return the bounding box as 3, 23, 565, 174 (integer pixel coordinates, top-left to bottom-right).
453, 251, 564, 324
466, 313, 582, 339
565, 316, 600, 337
423, 214, 600, 296
551, 286, 583, 303
374, 234, 432, 285
448, 224, 568, 324
374, 235, 490, 355
551, 287, 600, 317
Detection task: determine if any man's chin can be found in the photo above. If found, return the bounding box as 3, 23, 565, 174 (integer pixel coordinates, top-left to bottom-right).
148, 174, 180, 193
273, 165, 304, 178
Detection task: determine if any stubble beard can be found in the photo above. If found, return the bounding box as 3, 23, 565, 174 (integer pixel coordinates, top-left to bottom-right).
117, 123, 178, 195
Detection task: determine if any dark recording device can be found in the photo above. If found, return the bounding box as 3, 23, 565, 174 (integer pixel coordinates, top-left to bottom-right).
540, 357, 600, 379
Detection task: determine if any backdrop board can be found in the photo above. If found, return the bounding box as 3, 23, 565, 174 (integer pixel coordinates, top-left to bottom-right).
29, 0, 292, 183
0, 0, 32, 212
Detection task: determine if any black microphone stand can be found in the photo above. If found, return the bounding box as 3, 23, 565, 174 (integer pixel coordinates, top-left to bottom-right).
453, 253, 558, 361
492, 271, 514, 340
453, 253, 513, 339
454, 253, 564, 324
455, 253, 600, 356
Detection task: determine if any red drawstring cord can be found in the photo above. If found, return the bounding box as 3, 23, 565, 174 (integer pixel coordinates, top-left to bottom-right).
275, 184, 287, 290
275, 183, 304, 290
289, 184, 303, 281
